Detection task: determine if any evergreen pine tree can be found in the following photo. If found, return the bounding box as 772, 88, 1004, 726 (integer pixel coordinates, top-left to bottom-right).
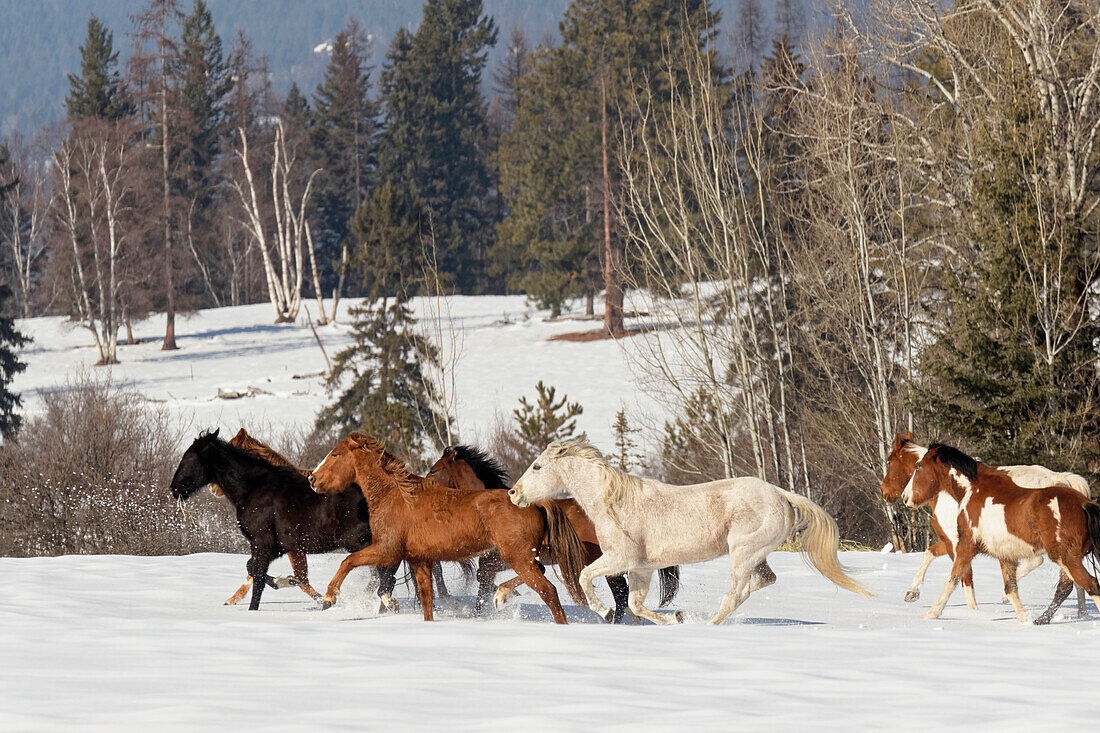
611, 408, 646, 472
916, 66, 1100, 468
312, 19, 378, 303
176, 0, 231, 197
315, 298, 444, 463
66, 15, 131, 122
512, 381, 583, 454
375, 0, 498, 292
0, 284, 28, 441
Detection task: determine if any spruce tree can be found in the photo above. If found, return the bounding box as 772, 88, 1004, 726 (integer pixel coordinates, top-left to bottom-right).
916, 67, 1100, 468
66, 15, 131, 122
611, 408, 646, 472
312, 19, 378, 305
375, 0, 498, 292
176, 0, 231, 197
0, 284, 28, 441
512, 381, 583, 454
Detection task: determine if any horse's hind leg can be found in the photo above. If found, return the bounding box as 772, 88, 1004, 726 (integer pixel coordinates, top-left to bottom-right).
962, 567, 978, 610
905, 541, 948, 603
287, 553, 322, 602
476, 554, 502, 615
1005, 555, 1043, 604
432, 563, 450, 598
1060, 557, 1100, 617
626, 570, 681, 625
998, 560, 1028, 622
576, 555, 622, 623
499, 547, 568, 624
607, 575, 632, 624
411, 562, 436, 621
749, 561, 776, 592
225, 576, 253, 605
710, 546, 767, 625
1034, 570, 1075, 625
375, 564, 400, 614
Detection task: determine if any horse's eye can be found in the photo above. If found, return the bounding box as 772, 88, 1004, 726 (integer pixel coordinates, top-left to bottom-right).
914, 462, 921, 470
533, 464, 541, 471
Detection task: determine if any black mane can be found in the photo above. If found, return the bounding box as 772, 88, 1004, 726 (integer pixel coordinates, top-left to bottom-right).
195, 431, 305, 483
928, 443, 978, 481
448, 444, 510, 490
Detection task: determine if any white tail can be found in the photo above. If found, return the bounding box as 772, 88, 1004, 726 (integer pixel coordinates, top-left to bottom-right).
784, 492, 873, 599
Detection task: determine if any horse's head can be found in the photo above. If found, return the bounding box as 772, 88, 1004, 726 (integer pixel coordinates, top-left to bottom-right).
881, 430, 921, 503
426, 447, 459, 487
310, 432, 368, 493
510, 443, 571, 507
171, 428, 221, 500
903, 443, 977, 508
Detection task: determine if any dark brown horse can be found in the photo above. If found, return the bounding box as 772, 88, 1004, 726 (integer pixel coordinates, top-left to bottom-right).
428, 445, 681, 622
903, 443, 1100, 625
171, 429, 375, 610
310, 433, 588, 623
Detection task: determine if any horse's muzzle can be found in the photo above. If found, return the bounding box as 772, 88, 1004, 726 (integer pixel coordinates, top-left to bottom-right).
508, 488, 526, 507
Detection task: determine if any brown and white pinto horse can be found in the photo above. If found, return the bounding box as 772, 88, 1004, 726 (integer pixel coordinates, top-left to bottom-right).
310, 433, 588, 623
881, 431, 1089, 615
902, 443, 1100, 624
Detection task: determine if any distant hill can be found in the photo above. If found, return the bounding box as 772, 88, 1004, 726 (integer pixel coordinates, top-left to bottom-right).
0, 0, 812, 137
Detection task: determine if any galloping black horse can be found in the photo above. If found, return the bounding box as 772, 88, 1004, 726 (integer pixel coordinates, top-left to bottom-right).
170, 429, 378, 611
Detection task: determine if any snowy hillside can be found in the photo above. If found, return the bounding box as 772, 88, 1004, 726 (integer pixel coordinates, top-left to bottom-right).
2, 550, 1096, 731
12, 296, 666, 452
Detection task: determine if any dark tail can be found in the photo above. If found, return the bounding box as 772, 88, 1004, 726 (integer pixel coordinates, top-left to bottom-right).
541, 502, 588, 606
1084, 502, 1100, 573
657, 566, 680, 607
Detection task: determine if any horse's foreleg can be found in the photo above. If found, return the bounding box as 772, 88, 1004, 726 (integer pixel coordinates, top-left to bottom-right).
923, 543, 975, 620
577, 555, 621, 623
225, 576, 253, 606
412, 562, 436, 621
961, 567, 977, 610
626, 570, 680, 625
287, 553, 322, 602
246, 553, 272, 611
321, 545, 392, 610
1034, 569, 1075, 625
905, 541, 948, 603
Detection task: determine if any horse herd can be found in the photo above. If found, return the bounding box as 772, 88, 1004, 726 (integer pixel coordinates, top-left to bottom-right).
168, 427, 1100, 626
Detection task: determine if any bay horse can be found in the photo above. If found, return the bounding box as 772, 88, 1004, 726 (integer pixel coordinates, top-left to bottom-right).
881, 430, 1088, 615
509, 439, 872, 625
170, 429, 375, 611
428, 445, 681, 623
309, 432, 587, 623
902, 442, 1100, 624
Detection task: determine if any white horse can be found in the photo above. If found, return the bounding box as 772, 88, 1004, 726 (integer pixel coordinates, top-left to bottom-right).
509, 439, 873, 625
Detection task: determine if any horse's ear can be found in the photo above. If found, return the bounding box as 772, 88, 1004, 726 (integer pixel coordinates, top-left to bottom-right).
903, 429, 912, 441
233, 428, 248, 441
212, 427, 220, 438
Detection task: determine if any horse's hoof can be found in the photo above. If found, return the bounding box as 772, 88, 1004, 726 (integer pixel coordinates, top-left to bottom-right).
493, 589, 512, 611
601, 609, 614, 623
673, 610, 685, 624
903, 590, 919, 603
321, 599, 335, 610
272, 575, 298, 589
921, 610, 939, 620
1001, 596, 1011, 605
1033, 615, 1052, 626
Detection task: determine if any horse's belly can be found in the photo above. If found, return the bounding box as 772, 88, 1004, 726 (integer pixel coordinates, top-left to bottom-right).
974, 500, 1038, 560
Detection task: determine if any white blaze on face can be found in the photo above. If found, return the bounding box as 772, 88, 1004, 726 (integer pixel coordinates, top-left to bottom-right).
312, 452, 331, 475
902, 470, 918, 506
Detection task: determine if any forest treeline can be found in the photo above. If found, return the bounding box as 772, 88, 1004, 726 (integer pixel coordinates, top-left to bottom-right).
4, 0, 1100, 548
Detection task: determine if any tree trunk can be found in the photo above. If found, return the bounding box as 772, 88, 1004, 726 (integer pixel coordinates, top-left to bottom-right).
160, 49, 177, 351
600, 77, 624, 337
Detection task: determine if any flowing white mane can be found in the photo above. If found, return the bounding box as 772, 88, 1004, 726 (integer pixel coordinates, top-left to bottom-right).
550, 438, 642, 513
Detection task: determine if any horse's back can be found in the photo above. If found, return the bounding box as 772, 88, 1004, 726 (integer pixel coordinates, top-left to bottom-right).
1001, 464, 1091, 497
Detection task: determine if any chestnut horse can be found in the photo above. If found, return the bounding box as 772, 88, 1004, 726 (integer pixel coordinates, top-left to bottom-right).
881, 430, 1088, 615
428, 445, 681, 622
902, 443, 1100, 624
309, 433, 587, 623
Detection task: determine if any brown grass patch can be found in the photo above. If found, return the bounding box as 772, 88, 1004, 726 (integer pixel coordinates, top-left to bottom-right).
549, 325, 651, 343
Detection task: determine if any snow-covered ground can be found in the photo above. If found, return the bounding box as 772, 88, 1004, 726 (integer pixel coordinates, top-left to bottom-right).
2, 550, 1096, 731
12, 296, 665, 450
8, 298, 1098, 729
